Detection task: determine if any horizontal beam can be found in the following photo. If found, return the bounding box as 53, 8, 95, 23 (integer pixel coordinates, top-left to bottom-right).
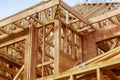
93, 25, 120, 42
36, 60, 54, 68
0, 28, 28, 48
60, 0, 90, 25
0, 0, 59, 27
0, 50, 22, 68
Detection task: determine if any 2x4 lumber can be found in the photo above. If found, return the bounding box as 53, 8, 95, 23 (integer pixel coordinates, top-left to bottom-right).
0, 28, 28, 48
30, 15, 44, 25
36, 60, 54, 68
108, 18, 117, 25
37, 55, 120, 80
24, 25, 38, 80
93, 3, 111, 17
0, 64, 17, 76
0, 21, 54, 48
54, 20, 61, 74
70, 45, 120, 71
96, 68, 103, 80
59, 18, 81, 36
70, 75, 76, 80
42, 25, 46, 77
13, 22, 24, 28
0, 0, 59, 27
89, 45, 120, 65
13, 65, 24, 80
111, 38, 120, 49
89, 7, 120, 24
0, 50, 22, 68
59, 0, 95, 29
85, 4, 106, 18
0, 28, 9, 34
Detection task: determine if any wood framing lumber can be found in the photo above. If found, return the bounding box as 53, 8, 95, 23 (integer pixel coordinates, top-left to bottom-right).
0, 0, 59, 27
59, 0, 91, 25
54, 20, 61, 74
41, 25, 45, 77
89, 25, 120, 42
89, 7, 120, 24
0, 50, 22, 68
0, 21, 54, 48
36, 55, 120, 80
24, 25, 38, 80
36, 60, 54, 68
96, 68, 103, 80
0, 64, 17, 76
13, 65, 24, 80
0, 28, 28, 48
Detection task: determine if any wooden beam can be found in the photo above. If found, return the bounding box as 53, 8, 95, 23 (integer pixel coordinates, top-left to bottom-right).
96, 68, 103, 80
42, 25, 46, 77
24, 25, 38, 80
0, 64, 17, 76
93, 25, 120, 42
54, 20, 61, 74
36, 60, 54, 68
0, 50, 22, 68
59, 0, 90, 25
13, 65, 24, 80
89, 7, 120, 24
0, 21, 54, 48
0, 0, 59, 27
37, 44, 120, 80
0, 28, 28, 48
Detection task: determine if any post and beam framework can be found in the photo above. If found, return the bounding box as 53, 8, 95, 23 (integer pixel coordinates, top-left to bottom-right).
0, 0, 120, 80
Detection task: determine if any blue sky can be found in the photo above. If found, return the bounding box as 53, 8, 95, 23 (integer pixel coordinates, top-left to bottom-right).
0, 0, 119, 20
0, 0, 81, 20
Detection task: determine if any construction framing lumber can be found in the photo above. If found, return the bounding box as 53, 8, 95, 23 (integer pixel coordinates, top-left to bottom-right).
0, 0, 120, 80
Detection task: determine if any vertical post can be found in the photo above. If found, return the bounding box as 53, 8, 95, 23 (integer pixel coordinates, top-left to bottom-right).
70, 74, 76, 80
54, 20, 61, 74
96, 68, 103, 80
24, 25, 37, 80
71, 31, 76, 59
42, 25, 46, 77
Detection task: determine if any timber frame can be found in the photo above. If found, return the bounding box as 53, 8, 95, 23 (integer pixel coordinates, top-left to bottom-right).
0, 0, 120, 80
